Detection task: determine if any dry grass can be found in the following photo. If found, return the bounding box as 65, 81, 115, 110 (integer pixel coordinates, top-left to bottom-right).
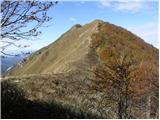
1, 78, 100, 119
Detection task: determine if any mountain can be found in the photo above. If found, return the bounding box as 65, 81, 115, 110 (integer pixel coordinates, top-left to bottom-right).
8, 20, 158, 76
1, 52, 32, 75
3, 20, 159, 119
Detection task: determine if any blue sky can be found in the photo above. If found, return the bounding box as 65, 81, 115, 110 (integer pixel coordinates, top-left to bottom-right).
5, 0, 159, 53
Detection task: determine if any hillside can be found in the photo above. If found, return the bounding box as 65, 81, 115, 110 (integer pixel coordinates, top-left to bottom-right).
3, 20, 159, 119
8, 20, 100, 75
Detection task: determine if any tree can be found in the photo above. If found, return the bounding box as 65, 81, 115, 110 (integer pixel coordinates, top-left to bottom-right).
135, 62, 159, 118
0, 1, 58, 55
89, 53, 138, 118
89, 50, 159, 119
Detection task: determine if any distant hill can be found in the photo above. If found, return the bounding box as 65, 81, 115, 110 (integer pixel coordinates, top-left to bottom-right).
3, 20, 159, 119
1, 52, 32, 75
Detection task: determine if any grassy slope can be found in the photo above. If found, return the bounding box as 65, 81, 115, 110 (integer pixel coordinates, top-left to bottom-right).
8, 22, 99, 76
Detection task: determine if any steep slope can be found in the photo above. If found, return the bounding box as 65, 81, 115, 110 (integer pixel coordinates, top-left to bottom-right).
4, 20, 159, 118
8, 21, 99, 75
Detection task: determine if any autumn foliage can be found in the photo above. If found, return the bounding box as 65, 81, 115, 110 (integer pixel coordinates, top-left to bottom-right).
89, 50, 158, 118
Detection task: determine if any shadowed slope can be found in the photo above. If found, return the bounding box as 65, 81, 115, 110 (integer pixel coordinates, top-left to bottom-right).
1, 80, 99, 119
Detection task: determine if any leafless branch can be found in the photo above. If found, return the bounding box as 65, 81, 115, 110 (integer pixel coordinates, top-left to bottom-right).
0, 1, 58, 55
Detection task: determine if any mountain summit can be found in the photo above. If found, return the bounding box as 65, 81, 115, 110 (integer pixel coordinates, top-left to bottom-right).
8, 20, 158, 76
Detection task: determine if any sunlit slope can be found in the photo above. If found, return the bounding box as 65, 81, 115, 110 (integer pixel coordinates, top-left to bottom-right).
9, 21, 100, 75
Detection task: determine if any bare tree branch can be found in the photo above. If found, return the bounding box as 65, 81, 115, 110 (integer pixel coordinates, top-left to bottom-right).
0, 1, 58, 55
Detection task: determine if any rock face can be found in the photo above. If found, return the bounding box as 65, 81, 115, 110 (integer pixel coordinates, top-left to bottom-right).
6, 20, 159, 118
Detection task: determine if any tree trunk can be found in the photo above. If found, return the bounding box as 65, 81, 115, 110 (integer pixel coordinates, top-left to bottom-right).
146, 95, 151, 118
